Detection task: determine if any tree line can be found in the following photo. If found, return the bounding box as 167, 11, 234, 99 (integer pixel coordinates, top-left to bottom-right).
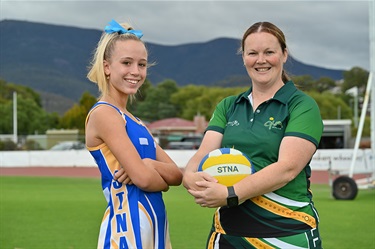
0, 66, 371, 145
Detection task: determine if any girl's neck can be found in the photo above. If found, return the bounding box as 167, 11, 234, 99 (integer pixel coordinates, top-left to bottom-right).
102, 94, 128, 113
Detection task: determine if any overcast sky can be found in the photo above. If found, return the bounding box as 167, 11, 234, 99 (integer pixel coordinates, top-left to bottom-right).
0, 0, 372, 71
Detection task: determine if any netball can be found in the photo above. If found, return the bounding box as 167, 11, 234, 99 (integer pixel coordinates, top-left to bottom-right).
197, 148, 254, 186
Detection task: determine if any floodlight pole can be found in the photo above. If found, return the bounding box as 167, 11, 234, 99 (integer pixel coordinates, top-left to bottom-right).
370, 0, 375, 170
348, 0, 374, 177
345, 86, 359, 128
13, 91, 17, 144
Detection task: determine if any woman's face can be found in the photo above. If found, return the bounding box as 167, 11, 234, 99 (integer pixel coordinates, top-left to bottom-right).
242, 32, 288, 86
104, 39, 148, 96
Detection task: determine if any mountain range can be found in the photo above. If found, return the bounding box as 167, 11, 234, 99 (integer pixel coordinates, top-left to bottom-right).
0, 20, 344, 114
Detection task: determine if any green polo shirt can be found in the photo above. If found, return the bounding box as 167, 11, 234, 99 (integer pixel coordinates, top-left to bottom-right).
206, 81, 324, 237
208, 81, 322, 172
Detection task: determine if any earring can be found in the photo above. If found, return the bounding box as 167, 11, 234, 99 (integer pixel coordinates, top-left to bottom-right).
106, 75, 110, 80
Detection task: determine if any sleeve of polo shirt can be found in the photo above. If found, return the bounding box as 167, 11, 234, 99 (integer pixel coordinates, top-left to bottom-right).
284, 94, 323, 148
206, 96, 237, 134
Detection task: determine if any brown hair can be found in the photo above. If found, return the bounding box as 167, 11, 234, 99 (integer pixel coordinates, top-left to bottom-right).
240, 22, 290, 83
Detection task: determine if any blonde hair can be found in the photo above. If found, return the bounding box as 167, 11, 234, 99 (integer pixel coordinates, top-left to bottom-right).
87, 22, 147, 97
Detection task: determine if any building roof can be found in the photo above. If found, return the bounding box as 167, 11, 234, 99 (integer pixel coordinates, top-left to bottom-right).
147, 118, 196, 131
146, 116, 208, 134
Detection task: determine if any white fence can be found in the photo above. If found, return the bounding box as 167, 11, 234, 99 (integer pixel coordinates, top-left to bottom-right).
0, 149, 373, 174
0, 150, 196, 168
310, 149, 373, 174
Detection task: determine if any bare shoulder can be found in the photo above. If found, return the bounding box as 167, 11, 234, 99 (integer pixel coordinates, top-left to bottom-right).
86, 104, 127, 147
88, 104, 125, 125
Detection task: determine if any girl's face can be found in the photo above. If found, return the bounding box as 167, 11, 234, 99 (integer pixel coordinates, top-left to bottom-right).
104, 39, 148, 96
242, 32, 288, 86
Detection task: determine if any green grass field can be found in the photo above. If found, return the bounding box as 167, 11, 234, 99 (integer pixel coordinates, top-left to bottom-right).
0, 176, 374, 249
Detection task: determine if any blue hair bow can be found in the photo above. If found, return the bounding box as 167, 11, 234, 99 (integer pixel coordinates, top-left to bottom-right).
104, 19, 143, 38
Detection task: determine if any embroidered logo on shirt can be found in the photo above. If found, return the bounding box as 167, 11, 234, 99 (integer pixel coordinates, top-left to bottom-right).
227, 120, 240, 126
264, 117, 283, 130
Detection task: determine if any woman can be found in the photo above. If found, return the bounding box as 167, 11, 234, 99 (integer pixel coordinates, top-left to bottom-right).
85, 19, 182, 249
183, 21, 323, 249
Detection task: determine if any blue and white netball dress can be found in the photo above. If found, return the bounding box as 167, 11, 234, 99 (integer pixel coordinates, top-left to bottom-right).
86, 102, 171, 249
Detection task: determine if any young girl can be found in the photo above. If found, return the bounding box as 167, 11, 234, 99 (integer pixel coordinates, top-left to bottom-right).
85, 19, 182, 249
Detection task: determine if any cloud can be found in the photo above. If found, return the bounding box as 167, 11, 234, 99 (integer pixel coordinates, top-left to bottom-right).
0, 0, 371, 70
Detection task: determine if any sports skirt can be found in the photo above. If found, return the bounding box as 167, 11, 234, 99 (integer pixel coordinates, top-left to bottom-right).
206, 228, 322, 249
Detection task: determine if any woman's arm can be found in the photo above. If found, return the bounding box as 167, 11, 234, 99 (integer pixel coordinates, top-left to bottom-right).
182, 130, 223, 191
235, 136, 316, 202
189, 136, 317, 208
